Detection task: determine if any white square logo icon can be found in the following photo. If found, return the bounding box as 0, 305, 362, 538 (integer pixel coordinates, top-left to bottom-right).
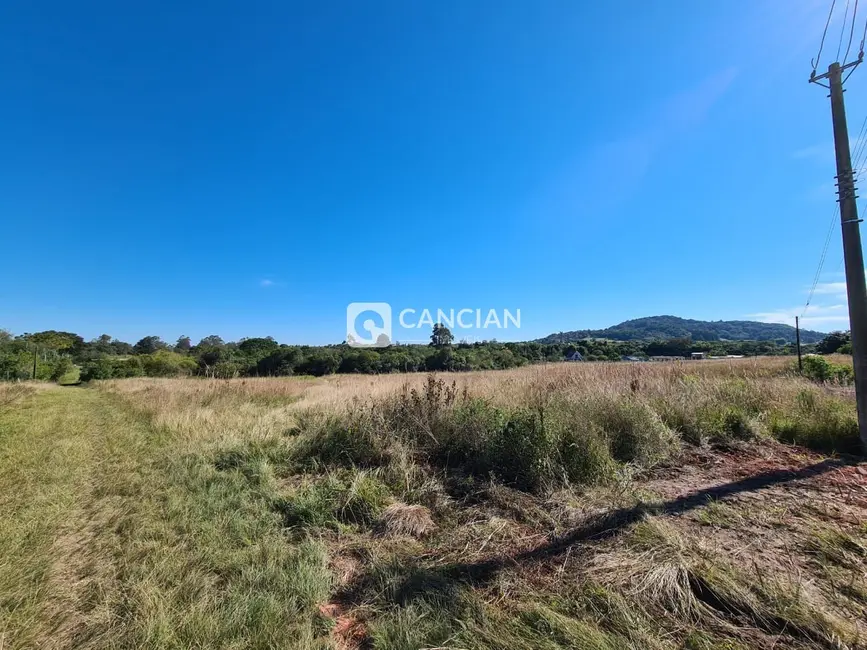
346, 303, 392, 348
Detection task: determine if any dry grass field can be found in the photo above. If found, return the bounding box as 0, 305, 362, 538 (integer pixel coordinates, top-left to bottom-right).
1, 358, 866, 649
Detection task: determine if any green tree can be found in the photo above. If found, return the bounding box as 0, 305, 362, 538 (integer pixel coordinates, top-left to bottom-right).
175, 335, 192, 353
430, 323, 454, 348
816, 331, 850, 355
26, 331, 84, 354
133, 336, 167, 355
238, 337, 279, 358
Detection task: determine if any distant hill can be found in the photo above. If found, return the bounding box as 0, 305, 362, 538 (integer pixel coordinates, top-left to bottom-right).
536, 315, 826, 344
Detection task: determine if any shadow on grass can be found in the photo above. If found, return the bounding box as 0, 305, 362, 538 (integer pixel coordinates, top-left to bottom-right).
337, 456, 864, 608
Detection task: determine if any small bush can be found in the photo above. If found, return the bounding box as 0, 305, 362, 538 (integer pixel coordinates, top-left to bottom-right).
802, 355, 854, 385
80, 357, 145, 381
586, 397, 678, 466
557, 423, 618, 486
435, 397, 505, 466
485, 409, 552, 492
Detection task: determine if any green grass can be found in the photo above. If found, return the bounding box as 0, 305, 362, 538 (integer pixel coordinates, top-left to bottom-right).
2, 367, 866, 650
0, 387, 331, 650
56, 366, 81, 385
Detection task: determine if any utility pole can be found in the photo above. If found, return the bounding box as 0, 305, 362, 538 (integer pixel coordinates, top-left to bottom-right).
32, 345, 38, 380
796, 316, 803, 372
812, 58, 867, 451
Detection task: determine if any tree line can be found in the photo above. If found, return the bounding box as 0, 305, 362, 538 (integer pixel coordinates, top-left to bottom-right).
0, 325, 833, 382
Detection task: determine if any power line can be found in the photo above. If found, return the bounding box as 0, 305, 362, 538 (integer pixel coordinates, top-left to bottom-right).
813, 0, 838, 74
802, 112, 867, 318
860, 10, 867, 56
844, 0, 860, 63
803, 209, 838, 317
837, 0, 851, 62
850, 113, 867, 171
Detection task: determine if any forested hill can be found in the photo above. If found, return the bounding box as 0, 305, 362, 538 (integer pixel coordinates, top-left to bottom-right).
537, 315, 826, 344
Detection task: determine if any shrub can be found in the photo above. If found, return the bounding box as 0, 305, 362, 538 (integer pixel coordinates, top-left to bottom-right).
802, 355, 854, 385
485, 409, 552, 492
49, 357, 75, 382
140, 350, 198, 377
432, 397, 505, 467
80, 357, 145, 382
586, 396, 678, 466
556, 422, 618, 486
80, 359, 115, 381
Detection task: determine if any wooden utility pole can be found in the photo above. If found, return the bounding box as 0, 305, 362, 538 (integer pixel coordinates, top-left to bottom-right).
812, 59, 867, 451
796, 316, 803, 372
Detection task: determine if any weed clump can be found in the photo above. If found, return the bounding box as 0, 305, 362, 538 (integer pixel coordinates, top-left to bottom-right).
291, 410, 391, 468
292, 376, 681, 495
585, 396, 678, 466
277, 470, 391, 530
377, 503, 436, 538
769, 389, 860, 454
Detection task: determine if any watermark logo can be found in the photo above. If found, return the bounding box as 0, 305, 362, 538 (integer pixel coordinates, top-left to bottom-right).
346, 303, 392, 348
346, 303, 520, 347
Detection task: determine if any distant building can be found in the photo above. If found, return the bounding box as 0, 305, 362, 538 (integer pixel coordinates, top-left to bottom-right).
690, 352, 707, 360
622, 355, 643, 362
565, 351, 584, 361
650, 355, 686, 362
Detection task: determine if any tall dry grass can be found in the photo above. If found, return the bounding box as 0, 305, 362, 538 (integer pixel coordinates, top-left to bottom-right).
100, 357, 859, 494
2, 360, 860, 650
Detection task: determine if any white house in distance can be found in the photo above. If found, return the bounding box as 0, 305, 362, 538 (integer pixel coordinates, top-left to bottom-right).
565, 351, 584, 361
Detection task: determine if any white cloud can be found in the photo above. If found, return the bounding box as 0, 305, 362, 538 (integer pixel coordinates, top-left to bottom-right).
749, 303, 849, 330
260, 279, 275, 287
812, 281, 847, 297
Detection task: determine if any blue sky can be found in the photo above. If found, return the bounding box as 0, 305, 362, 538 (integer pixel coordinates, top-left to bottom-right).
0, 0, 861, 344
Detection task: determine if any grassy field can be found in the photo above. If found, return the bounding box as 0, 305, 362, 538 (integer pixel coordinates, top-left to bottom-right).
1, 359, 866, 649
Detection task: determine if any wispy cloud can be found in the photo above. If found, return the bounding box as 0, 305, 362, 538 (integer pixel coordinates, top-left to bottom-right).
749, 277, 858, 331
259, 278, 285, 288
749, 303, 849, 330
812, 281, 847, 297
533, 67, 737, 223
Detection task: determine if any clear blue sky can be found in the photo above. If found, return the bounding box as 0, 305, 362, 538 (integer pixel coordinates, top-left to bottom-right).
0, 0, 861, 344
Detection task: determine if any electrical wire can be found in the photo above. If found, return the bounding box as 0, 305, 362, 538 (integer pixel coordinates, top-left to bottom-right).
802, 114, 867, 318
860, 10, 867, 56
845, 0, 860, 63
838, 0, 851, 62
814, 0, 839, 73
850, 113, 867, 180
803, 209, 838, 317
